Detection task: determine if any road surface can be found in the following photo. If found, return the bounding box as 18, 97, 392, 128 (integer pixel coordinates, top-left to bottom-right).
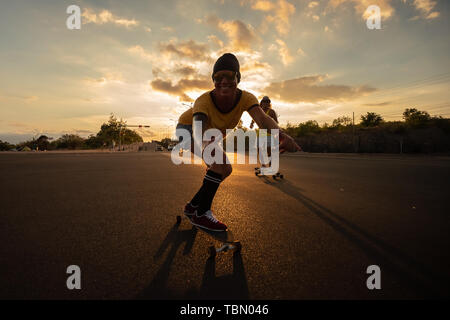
0, 151, 449, 299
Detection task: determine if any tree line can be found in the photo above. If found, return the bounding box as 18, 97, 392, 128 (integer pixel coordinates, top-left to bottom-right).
0, 114, 143, 151
283, 108, 450, 153
1, 108, 449, 153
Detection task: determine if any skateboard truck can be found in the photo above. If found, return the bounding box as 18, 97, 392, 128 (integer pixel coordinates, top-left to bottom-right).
208, 241, 241, 258
254, 167, 284, 179
176, 215, 241, 258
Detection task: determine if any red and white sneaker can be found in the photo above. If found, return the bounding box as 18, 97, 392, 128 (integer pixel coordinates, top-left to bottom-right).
184, 203, 198, 219
191, 210, 227, 232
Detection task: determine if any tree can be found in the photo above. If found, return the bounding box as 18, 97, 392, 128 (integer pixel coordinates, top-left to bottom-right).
360, 112, 384, 127
160, 138, 172, 149
0, 140, 15, 151
95, 114, 143, 147
36, 135, 51, 151
85, 134, 103, 149
297, 120, 321, 136
403, 108, 430, 127
332, 116, 352, 128
55, 134, 85, 149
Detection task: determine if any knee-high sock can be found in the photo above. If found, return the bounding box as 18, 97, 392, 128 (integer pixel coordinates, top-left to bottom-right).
190, 170, 222, 215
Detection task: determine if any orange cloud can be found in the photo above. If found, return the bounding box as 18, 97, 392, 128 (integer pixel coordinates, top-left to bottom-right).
205, 15, 258, 52
275, 39, 294, 66
82, 8, 138, 27
246, 0, 296, 36
207, 35, 225, 49
264, 75, 377, 103
159, 39, 212, 62
241, 61, 271, 72
412, 0, 440, 20
150, 77, 212, 102
328, 0, 395, 20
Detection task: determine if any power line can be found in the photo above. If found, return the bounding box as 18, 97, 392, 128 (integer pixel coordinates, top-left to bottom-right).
367, 72, 450, 99
372, 72, 450, 92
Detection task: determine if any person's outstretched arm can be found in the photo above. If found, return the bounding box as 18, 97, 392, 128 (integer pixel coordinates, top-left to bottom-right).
248, 106, 301, 153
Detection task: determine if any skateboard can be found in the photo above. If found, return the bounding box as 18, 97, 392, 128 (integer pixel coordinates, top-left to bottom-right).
254, 167, 284, 180
176, 215, 241, 258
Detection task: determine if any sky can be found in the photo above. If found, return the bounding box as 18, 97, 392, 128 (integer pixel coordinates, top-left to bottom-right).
0, 0, 449, 143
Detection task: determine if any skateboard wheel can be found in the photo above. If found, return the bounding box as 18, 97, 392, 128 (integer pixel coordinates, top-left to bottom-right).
272, 175, 277, 180
255, 172, 259, 176
176, 215, 181, 224
208, 246, 216, 258
280, 174, 284, 179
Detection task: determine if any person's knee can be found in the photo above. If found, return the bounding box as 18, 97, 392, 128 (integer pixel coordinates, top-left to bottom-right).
210, 163, 232, 179
222, 163, 232, 178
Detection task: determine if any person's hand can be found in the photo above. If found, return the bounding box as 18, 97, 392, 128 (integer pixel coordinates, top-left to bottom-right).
279, 133, 302, 153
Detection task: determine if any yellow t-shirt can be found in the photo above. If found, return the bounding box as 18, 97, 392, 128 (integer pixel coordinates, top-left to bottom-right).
191, 89, 259, 133
178, 108, 193, 125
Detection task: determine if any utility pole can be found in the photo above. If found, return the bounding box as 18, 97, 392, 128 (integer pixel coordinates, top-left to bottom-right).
352, 112, 355, 153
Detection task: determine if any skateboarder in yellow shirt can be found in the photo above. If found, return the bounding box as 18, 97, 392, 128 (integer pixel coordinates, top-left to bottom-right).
176, 53, 301, 231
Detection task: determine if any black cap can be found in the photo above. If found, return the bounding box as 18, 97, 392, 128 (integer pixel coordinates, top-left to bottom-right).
261, 96, 271, 103
212, 53, 241, 83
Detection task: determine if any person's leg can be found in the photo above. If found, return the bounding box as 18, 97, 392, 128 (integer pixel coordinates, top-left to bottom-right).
189, 160, 231, 231
190, 152, 232, 214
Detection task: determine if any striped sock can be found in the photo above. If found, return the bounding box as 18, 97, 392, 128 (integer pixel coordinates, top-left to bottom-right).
190, 170, 222, 216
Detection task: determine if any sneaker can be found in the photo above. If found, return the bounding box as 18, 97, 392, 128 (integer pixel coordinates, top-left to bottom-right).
191, 210, 227, 232
184, 203, 198, 219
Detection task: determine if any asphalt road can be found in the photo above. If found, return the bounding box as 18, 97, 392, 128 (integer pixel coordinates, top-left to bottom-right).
0, 151, 449, 299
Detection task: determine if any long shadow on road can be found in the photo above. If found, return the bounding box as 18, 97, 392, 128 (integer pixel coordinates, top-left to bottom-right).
136, 222, 249, 300
261, 177, 448, 298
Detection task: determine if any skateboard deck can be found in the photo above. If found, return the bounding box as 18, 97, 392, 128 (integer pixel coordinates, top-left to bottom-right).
176, 215, 241, 257
254, 167, 284, 180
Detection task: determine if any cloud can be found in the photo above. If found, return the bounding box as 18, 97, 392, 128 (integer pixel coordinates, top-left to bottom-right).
251, 0, 275, 11
205, 15, 258, 52
263, 75, 377, 103
172, 65, 198, 77
1, 94, 39, 103
241, 61, 271, 73
327, 0, 395, 20
275, 39, 294, 66
82, 8, 139, 27
246, 0, 296, 36
8, 122, 29, 128
411, 0, 440, 19
363, 101, 391, 107
24, 96, 39, 103
308, 1, 319, 8
83, 71, 124, 87
207, 35, 225, 49
128, 45, 155, 61
150, 77, 212, 102
325, 0, 439, 22
161, 26, 175, 32
159, 39, 212, 62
